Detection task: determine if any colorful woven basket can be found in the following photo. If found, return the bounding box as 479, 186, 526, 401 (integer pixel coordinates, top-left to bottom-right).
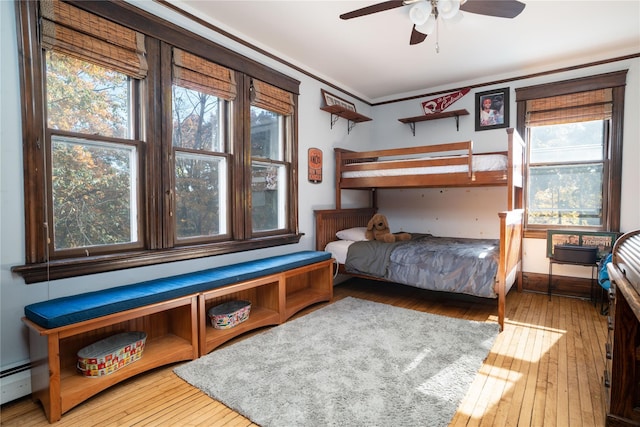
207, 300, 251, 329
77, 331, 147, 377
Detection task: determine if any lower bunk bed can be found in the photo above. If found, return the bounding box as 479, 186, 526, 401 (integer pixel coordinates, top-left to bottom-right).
314, 207, 523, 330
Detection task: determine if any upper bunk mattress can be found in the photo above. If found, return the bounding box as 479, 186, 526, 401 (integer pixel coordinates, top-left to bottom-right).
342, 153, 507, 178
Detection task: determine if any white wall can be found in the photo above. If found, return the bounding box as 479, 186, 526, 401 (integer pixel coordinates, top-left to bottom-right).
1, 0, 638, 402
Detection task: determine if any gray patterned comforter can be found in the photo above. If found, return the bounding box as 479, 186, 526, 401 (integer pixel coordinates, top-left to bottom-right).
345, 234, 500, 298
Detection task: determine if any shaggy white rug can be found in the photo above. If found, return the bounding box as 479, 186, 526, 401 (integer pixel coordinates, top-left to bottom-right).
174, 297, 498, 426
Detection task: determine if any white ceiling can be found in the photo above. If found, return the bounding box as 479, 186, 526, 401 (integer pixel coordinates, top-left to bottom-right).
169, 0, 640, 103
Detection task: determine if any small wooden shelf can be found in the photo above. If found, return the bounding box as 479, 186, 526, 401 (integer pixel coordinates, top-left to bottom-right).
398, 109, 469, 135
320, 105, 371, 134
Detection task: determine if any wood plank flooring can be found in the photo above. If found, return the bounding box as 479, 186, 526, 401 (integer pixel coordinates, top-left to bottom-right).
1, 278, 608, 426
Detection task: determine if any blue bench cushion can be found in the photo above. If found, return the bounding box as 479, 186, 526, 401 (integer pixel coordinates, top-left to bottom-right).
24, 251, 331, 329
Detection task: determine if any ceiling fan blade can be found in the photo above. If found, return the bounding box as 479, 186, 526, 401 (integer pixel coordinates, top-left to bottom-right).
409, 26, 428, 45
340, 0, 406, 20
459, 0, 526, 19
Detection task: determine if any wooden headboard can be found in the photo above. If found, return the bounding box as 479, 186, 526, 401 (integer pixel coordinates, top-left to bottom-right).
314, 208, 376, 251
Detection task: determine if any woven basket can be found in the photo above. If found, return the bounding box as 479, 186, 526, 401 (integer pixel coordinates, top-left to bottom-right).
207, 300, 251, 329
77, 331, 147, 377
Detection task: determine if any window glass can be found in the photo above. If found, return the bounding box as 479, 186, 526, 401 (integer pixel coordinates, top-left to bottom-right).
46, 51, 131, 139
251, 162, 286, 232
250, 107, 283, 160
172, 86, 224, 152
527, 121, 605, 227
529, 121, 604, 163
251, 106, 287, 232
174, 152, 227, 238
52, 135, 138, 249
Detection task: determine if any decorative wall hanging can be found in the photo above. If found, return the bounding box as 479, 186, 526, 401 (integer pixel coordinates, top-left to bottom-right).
475, 87, 510, 131
321, 89, 356, 112
421, 87, 470, 115
308, 148, 323, 183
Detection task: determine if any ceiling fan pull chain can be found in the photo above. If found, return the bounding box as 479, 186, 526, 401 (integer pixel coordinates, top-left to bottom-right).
435, 17, 440, 53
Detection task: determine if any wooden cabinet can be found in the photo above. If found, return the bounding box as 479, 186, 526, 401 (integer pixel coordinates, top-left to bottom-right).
605, 229, 640, 426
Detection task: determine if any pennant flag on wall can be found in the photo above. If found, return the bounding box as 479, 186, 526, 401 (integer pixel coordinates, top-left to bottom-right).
421, 88, 470, 115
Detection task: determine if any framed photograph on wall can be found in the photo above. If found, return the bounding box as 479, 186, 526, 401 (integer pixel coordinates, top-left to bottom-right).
475, 87, 509, 131
321, 89, 356, 112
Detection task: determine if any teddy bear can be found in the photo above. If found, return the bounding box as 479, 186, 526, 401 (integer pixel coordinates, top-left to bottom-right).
365, 213, 411, 243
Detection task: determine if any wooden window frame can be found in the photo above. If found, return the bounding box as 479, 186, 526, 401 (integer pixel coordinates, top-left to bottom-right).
516, 71, 627, 239
13, 0, 301, 283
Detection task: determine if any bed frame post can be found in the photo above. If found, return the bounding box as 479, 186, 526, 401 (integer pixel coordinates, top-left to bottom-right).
506, 128, 525, 211
335, 149, 342, 209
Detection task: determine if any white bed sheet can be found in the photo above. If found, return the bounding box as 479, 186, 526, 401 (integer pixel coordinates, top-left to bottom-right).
324, 240, 353, 264
342, 153, 507, 178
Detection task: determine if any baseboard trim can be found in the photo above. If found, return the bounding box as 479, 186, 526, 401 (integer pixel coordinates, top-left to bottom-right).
523, 271, 594, 299
1, 362, 32, 405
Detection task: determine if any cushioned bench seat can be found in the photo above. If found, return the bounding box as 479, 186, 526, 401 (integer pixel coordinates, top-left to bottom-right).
25, 251, 331, 329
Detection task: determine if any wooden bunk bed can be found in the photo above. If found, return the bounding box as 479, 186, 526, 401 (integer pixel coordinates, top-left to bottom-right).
316, 128, 525, 330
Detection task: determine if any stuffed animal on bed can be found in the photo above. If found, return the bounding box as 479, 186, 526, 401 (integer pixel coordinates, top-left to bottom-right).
365, 214, 411, 243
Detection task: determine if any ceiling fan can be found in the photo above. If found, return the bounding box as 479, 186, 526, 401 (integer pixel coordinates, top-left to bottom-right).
340, 0, 526, 46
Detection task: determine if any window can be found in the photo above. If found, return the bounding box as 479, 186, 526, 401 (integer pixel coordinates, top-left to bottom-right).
171, 48, 234, 242
249, 79, 295, 234
41, 3, 146, 258
516, 71, 627, 237
47, 52, 141, 253
528, 121, 606, 227
14, 0, 300, 283
251, 107, 287, 233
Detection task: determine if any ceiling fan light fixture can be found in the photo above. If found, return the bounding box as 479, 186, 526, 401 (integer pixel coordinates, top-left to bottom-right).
415, 13, 436, 35
437, 0, 460, 20
409, 2, 432, 26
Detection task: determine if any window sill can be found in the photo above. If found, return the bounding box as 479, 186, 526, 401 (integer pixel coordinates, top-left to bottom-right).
12, 234, 303, 284
524, 229, 547, 239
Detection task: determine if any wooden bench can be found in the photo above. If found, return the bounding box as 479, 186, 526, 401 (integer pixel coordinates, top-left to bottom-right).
23, 251, 333, 423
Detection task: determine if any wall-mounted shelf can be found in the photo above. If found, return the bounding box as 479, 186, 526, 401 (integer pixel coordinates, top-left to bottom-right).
320, 105, 372, 134
398, 109, 469, 136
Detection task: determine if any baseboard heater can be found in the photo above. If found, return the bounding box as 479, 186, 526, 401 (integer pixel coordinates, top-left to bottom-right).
0, 362, 32, 405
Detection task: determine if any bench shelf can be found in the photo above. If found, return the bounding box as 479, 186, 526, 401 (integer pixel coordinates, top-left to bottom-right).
199, 258, 334, 354
283, 259, 334, 320
199, 275, 282, 355
26, 295, 198, 423
22, 251, 333, 423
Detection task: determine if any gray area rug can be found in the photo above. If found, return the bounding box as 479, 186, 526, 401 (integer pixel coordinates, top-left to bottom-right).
174, 297, 499, 426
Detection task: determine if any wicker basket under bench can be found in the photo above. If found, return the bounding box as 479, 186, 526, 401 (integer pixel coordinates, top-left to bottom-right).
23, 251, 333, 423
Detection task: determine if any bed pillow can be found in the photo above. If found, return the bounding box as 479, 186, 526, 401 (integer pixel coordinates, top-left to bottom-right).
336, 227, 369, 241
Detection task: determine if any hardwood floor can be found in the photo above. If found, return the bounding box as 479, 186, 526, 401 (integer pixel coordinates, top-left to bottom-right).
1, 278, 608, 426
